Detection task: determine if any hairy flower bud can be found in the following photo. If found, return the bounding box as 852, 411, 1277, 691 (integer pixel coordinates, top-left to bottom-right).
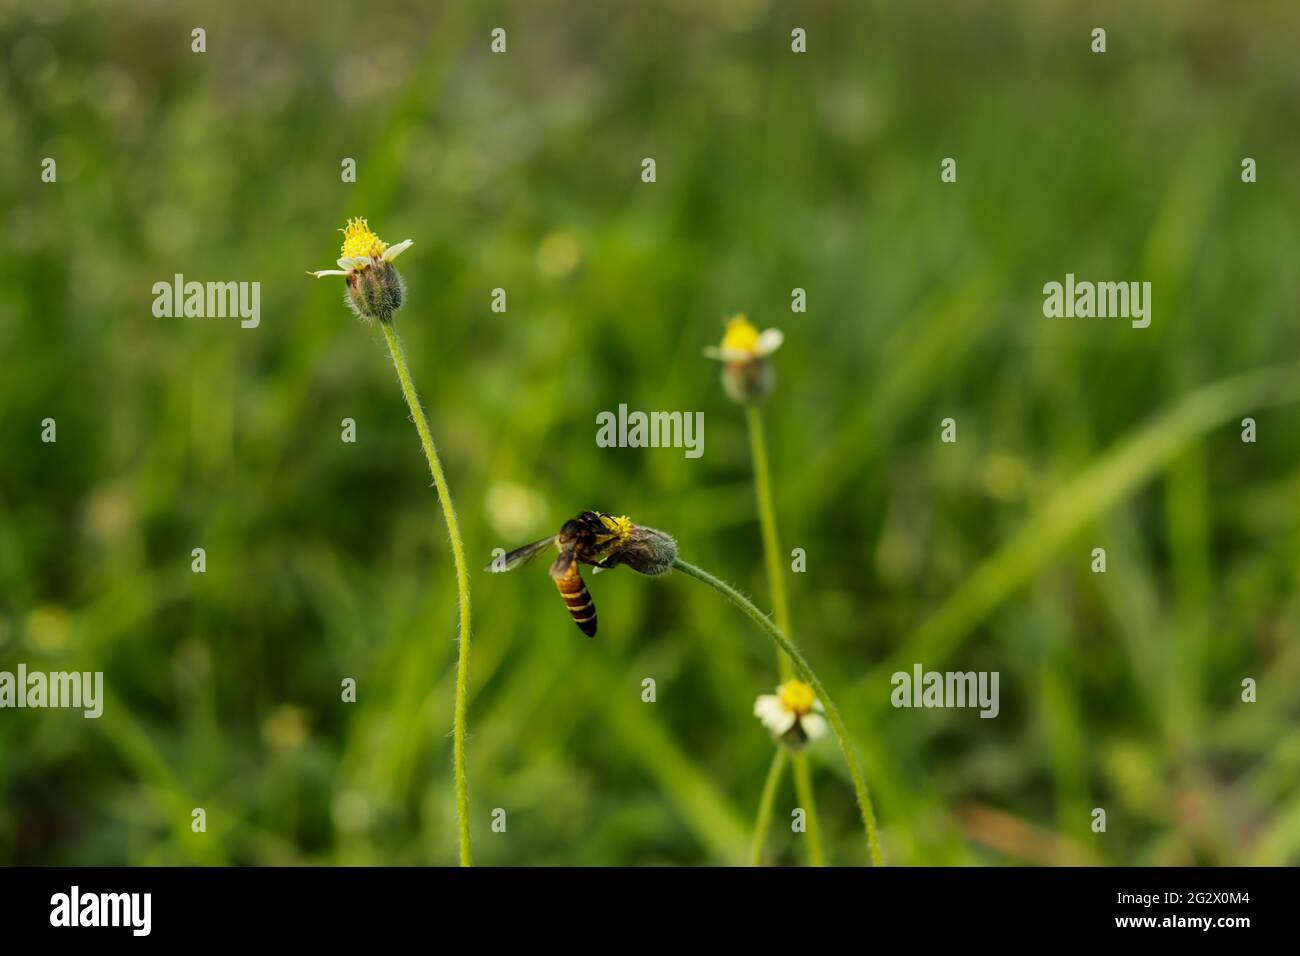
722, 358, 774, 404
346, 260, 405, 323
616, 525, 678, 575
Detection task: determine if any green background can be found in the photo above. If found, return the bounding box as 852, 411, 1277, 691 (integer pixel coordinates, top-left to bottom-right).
1, 0, 1298, 865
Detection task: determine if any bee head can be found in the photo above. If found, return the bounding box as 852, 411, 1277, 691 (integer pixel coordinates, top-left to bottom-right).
560, 512, 600, 541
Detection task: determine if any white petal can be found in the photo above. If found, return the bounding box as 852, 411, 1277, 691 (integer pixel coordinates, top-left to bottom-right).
337, 256, 370, 271
383, 239, 413, 262
800, 713, 828, 740
755, 328, 784, 356
769, 709, 797, 735
308, 270, 350, 277
755, 696, 796, 735
702, 346, 725, 360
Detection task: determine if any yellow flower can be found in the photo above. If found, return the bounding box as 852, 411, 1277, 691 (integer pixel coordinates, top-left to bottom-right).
597, 513, 635, 548
307, 217, 414, 322
754, 679, 828, 746
702, 314, 784, 364
307, 217, 413, 278
703, 314, 784, 403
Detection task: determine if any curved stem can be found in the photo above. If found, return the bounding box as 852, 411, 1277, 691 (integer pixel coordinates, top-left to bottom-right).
673, 556, 885, 866
744, 403, 825, 866
749, 747, 787, 866
380, 321, 474, 867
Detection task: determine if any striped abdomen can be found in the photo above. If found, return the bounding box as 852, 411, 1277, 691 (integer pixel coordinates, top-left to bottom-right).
554, 561, 597, 637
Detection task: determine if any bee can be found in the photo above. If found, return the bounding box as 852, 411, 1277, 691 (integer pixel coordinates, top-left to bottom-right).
487, 511, 677, 637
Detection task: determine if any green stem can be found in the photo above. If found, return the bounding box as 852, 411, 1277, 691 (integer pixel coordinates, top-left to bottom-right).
744, 403, 825, 867
744, 405, 794, 679
748, 747, 787, 866
789, 750, 824, 865
672, 556, 885, 866
380, 321, 474, 867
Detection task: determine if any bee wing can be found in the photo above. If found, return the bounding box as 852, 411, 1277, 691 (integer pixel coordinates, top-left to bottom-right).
486, 536, 556, 573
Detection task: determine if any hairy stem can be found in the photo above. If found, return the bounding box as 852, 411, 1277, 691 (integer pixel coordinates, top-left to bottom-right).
672, 556, 885, 866
748, 747, 787, 866
744, 403, 825, 866
380, 320, 473, 867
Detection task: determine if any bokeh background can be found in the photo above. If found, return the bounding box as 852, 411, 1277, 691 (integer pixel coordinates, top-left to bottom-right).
1, 0, 1298, 866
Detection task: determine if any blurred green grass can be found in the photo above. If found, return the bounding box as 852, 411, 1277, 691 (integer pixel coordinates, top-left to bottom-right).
1, 0, 1298, 865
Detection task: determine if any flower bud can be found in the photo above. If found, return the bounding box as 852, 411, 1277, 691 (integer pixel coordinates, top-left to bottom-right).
346, 260, 405, 323
618, 526, 678, 575
722, 357, 774, 404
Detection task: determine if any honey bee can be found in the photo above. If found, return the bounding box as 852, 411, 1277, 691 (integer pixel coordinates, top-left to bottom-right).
487, 512, 677, 637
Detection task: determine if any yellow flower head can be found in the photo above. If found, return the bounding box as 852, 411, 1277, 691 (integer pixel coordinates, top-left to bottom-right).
340, 217, 388, 260
307, 217, 414, 279
598, 513, 635, 547
723, 315, 762, 353
702, 313, 783, 364
778, 679, 817, 716
754, 679, 827, 747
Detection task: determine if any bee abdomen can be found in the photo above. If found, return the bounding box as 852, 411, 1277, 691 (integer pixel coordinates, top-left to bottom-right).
554, 565, 597, 637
